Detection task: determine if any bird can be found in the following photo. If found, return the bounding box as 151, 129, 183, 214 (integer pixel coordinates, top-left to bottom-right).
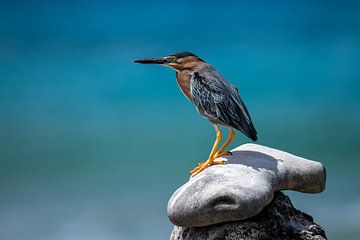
133, 51, 257, 176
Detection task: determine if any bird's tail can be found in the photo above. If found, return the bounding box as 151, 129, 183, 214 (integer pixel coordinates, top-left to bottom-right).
246, 122, 258, 141
232, 119, 258, 141
232, 104, 258, 141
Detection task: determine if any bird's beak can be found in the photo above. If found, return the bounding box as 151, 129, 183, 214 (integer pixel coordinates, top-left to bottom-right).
133, 56, 170, 65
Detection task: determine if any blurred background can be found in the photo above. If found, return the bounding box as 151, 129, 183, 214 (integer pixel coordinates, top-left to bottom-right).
0, 0, 359, 239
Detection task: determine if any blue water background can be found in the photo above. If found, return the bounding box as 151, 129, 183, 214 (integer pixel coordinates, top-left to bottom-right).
0, 1, 360, 239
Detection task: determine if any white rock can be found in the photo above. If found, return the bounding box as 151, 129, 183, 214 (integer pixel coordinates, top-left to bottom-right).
167, 144, 326, 227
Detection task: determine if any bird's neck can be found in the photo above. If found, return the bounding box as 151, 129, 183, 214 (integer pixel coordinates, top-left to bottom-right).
176, 70, 193, 101
174, 62, 208, 101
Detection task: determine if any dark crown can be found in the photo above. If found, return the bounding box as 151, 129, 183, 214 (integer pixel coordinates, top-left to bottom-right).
170, 51, 198, 59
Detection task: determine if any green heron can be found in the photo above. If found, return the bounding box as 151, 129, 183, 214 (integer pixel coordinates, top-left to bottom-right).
134, 51, 257, 176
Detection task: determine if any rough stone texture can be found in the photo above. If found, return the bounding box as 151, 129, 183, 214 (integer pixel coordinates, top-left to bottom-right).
170, 192, 327, 240
168, 144, 326, 227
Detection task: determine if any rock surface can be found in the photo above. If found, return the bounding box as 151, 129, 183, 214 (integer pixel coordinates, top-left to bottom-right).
170, 191, 327, 240
168, 144, 326, 227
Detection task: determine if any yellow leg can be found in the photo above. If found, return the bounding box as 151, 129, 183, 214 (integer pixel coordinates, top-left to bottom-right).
214, 128, 235, 158
190, 124, 224, 176
191, 125, 222, 173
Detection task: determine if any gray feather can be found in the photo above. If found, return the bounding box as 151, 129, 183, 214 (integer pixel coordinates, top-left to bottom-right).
190, 65, 257, 141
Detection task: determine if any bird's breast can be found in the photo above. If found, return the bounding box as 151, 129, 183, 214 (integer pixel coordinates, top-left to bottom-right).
176, 72, 192, 101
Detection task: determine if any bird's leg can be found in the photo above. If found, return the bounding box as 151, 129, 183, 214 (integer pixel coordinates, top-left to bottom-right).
190, 125, 225, 176
214, 128, 235, 159
194, 125, 222, 167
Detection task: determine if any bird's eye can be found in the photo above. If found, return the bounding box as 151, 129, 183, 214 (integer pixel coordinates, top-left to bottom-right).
170, 56, 177, 63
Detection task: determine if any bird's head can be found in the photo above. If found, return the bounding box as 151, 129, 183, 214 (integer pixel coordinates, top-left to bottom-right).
133, 51, 204, 71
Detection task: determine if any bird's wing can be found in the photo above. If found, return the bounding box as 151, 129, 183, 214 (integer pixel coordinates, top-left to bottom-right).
190, 71, 257, 141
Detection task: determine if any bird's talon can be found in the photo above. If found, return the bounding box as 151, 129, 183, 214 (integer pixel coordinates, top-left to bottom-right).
214, 151, 232, 159
190, 157, 227, 176
213, 159, 227, 164
190, 163, 208, 175
190, 163, 205, 174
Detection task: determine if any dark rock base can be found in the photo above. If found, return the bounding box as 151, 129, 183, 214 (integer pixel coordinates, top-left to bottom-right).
170, 192, 326, 240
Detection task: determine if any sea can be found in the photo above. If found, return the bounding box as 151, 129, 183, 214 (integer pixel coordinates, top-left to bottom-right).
0, 1, 359, 239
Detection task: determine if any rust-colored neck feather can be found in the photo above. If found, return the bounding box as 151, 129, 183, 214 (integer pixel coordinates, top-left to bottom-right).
174, 61, 206, 101
176, 71, 193, 101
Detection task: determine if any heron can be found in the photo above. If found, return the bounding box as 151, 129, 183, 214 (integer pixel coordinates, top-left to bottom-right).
134, 51, 257, 176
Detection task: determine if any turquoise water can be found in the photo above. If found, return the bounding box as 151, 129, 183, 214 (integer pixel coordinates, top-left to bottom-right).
1, 1, 360, 239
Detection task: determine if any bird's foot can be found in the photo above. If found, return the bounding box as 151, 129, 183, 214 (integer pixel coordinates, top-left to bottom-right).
196, 161, 204, 166
194, 151, 230, 167
190, 158, 226, 176
214, 151, 232, 159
